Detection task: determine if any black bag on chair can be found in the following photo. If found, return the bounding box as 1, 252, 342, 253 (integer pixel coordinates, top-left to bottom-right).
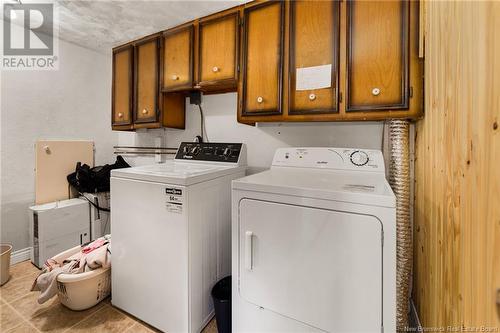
67, 155, 130, 193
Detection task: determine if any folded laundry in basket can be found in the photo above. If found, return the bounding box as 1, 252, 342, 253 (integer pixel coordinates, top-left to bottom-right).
85, 243, 111, 270
64, 237, 111, 273
31, 235, 111, 304
31, 261, 79, 304
82, 237, 109, 254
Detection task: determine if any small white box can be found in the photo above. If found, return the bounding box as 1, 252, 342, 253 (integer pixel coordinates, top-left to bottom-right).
29, 198, 90, 268
83, 192, 110, 240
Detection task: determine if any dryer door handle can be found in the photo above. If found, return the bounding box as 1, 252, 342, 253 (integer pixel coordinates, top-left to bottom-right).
245, 231, 253, 270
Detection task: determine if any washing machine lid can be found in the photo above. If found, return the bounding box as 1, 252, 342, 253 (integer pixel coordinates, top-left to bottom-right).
111, 160, 245, 186
232, 168, 395, 208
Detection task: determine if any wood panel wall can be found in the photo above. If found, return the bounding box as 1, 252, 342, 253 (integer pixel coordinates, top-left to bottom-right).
414, 0, 500, 329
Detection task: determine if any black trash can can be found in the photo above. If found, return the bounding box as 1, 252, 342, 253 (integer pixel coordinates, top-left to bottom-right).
211, 276, 231, 333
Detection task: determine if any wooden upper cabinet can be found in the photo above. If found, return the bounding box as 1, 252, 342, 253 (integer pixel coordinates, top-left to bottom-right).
134, 36, 160, 123
289, 0, 340, 115
198, 12, 239, 90
241, 1, 284, 115
346, 0, 410, 111
112, 0, 421, 128
162, 25, 194, 92
112, 45, 133, 128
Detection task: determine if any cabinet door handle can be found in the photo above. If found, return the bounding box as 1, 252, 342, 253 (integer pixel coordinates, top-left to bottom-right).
212, 66, 219, 73
256, 96, 263, 104
142, 109, 148, 115
171, 75, 179, 81
245, 231, 253, 271
118, 112, 123, 118
309, 93, 316, 101
372, 88, 381, 96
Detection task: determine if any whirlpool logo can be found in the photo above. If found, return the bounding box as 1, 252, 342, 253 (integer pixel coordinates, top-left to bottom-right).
2, 2, 59, 70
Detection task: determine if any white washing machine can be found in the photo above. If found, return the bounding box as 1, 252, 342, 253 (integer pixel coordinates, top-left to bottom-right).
111, 142, 246, 333
232, 147, 396, 333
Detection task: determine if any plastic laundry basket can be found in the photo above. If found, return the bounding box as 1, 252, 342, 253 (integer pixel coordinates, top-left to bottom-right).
1, 244, 12, 286
50, 245, 111, 311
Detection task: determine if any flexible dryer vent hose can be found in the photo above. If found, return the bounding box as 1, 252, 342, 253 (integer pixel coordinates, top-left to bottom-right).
387, 119, 412, 332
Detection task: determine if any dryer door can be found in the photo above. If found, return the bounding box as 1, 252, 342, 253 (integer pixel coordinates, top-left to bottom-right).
238, 199, 383, 332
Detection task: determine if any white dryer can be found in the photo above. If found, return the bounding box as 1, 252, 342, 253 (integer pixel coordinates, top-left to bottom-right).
111, 142, 246, 333
232, 147, 396, 333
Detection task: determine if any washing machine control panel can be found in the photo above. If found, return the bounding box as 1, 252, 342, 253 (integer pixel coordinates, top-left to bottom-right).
175, 142, 244, 163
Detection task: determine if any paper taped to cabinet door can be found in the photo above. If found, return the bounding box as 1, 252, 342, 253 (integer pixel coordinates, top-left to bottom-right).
296, 64, 332, 91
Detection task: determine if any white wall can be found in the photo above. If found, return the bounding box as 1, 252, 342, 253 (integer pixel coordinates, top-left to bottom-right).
0, 40, 115, 251
117, 93, 384, 173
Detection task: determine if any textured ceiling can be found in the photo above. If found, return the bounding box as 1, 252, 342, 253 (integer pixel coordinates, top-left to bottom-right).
54, 0, 246, 52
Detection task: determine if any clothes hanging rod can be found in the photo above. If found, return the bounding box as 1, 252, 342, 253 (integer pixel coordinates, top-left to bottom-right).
113, 151, 176, 155
113, 146, 178, 150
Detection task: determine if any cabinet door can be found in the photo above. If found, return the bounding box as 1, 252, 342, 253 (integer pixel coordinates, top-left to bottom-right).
289, 0, 339, 115
198, 12, 239, 90
162, 25, 194, 92
241, 1, 284, 115
346, 0, 409, 111
135, 36, 160, 123
162, 93, 186, 130
112, 45, 133, 127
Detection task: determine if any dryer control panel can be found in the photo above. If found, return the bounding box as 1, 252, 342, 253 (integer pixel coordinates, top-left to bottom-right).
272, 147, 385, 173
175, 142, 245, 164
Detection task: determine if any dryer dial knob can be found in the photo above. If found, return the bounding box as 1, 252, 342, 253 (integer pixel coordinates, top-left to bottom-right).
191, 146, 201, 156
350, 151, 369, 166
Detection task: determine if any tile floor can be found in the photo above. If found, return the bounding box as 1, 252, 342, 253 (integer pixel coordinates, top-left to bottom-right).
1, 261, 218, 333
